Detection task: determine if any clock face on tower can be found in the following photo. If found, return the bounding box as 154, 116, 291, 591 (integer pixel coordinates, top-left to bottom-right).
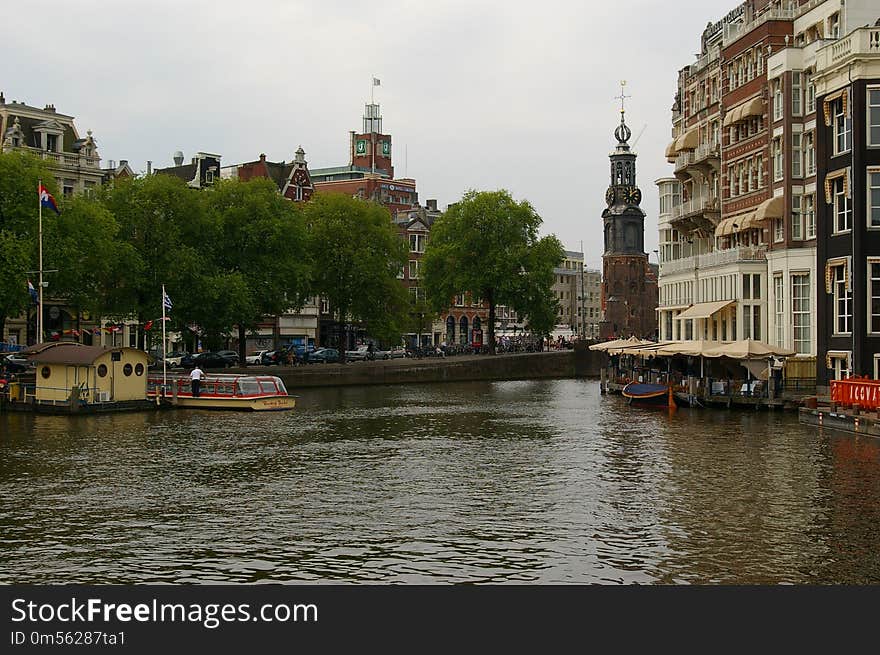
605, 188, 615, 206
624, 187, 642, 205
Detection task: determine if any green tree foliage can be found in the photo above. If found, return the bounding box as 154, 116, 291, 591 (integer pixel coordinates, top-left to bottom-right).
99, 174, 208, 345
45, 194, 132, 320
0, 151, 59, 339
304, 193, 408, 360
421, 189, 564, 354
203, 178, 312, 361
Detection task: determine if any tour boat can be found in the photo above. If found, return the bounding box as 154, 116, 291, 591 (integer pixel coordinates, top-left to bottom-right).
622, 382, 679, 407
147, 373, 296, 411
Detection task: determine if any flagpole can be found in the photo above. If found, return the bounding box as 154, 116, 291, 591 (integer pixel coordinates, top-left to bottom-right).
162, 284, 168, 390
37, 179, 43, 345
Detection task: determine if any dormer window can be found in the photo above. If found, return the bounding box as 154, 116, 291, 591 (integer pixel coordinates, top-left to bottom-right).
46, 134, 58, 152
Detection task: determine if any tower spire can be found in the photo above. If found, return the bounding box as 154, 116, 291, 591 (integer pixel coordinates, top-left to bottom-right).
613, 80, 632, 147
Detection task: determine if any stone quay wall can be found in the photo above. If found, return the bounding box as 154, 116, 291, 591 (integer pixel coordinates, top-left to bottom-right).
263, 346, 604, 389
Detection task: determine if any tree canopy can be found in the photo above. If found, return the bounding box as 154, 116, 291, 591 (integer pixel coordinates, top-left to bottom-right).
421, 189, 564, 354
202, 177, 312, 360
304, 193, 408, 360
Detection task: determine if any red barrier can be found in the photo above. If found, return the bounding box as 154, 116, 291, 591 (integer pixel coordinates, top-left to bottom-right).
830, 378, 880, 409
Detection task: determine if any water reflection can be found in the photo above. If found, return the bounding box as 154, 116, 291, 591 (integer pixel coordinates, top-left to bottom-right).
2, 380, 879, 583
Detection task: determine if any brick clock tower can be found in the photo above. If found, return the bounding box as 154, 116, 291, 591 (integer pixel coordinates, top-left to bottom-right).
599, 87, 658, 340
350, 103, 393, 177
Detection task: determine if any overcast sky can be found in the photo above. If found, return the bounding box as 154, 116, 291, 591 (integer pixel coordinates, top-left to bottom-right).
4, 0, 736, 269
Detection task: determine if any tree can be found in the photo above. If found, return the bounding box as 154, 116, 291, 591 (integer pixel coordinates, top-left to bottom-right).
99, 174, 209, 347
0, 151, 60, 341
304, 193, 408, 362
45, 194, 133, 325
421, 189, 564, 355
203, 178, 312, 363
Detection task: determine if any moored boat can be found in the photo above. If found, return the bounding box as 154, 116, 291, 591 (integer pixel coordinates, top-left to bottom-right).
147, 373, 295, 411
622, 382, 679, 407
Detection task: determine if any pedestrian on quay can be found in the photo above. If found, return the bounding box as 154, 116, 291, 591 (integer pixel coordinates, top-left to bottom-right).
190, 364, 204, 398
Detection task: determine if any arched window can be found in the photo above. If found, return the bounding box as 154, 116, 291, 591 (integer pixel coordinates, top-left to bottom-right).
446, 315, 455, 342
473, 316, 481, 330
459, 315, 469, 345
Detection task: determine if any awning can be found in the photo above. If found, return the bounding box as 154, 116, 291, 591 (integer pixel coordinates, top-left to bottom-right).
714, 217, 738, 237
675, 128, 699, 152
665, 140, 678, 159
722, 105, 742, 127
674, 299, 736, 321
738, 211, 759, 230
752, 195, 784, 224
740, 96, 764, 120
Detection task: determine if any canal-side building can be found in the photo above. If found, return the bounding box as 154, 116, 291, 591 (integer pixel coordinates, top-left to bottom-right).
600, 100, 658, 340
658, 1, 799, 349
813, 21, 880, 390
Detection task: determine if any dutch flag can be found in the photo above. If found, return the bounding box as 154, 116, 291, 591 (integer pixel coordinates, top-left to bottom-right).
39, 184, 60, 215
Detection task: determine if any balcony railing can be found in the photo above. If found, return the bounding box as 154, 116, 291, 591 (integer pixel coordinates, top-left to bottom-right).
822, 27, 880, 66
18, 146, 100, 169
723, 6, 797, 45
691, 45, 721, 73
670, 196, 719, 221
674, 152, 695, 173
659, 246, 767, 277
694, 143, 720, 164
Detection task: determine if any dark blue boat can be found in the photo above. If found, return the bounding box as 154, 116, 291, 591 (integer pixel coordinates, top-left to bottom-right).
622, 382, 676, 407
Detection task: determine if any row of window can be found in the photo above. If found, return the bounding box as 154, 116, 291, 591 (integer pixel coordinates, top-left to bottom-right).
827, 259, 880, 337
729, 154, 764, 197
773, 273, 811, 355
727, 44, 764, 93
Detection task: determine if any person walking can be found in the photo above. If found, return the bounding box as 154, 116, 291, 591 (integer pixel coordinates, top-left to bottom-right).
190, 364, 204, 398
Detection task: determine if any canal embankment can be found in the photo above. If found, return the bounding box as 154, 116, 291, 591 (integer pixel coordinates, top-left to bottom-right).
237, 347, 605, 389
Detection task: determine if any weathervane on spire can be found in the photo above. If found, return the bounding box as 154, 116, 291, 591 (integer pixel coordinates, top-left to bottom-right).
615, 80, 630, 117
613, 81, 632, 145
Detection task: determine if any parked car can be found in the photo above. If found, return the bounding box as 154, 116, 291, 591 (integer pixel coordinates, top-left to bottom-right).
180, 352, 232, 369
307, 348, 339, 364
215, 350, 240, 366
3, 353, 31, 373
345, 345, 373, 361
245, 350, 269, 365
164, 351, 190, 368
388, 347, 408, 359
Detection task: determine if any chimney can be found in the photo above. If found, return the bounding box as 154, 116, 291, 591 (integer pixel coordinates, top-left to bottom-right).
146, 160, 152, 175
119, 159, 128, 167
0, 91, 4, 104
173, 151, 184, 166
426, 199, 438, 211
109, 159, 115, 169
44, 104, 55, 112
259, 153, 266, 162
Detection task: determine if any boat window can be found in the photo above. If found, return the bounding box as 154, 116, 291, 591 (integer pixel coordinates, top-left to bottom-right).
97, 364, 108, 378
216, 383, 233, 395
259, 380, 278, 394
237, 380, 261, 395
275, 379, 288, 394
135, 363, 145, 376
123, 363, 133, 376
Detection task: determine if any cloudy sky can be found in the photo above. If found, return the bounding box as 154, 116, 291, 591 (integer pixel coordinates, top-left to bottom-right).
4, 0, 735, 268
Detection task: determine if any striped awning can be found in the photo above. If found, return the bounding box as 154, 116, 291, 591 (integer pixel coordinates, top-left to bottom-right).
722, 96, 763, 127
752, 195, 784, 224
674, 128, 699, 152
675, 299, 736, 321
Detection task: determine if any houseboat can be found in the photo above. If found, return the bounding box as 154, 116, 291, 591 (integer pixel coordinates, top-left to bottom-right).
147, 373, 295, 411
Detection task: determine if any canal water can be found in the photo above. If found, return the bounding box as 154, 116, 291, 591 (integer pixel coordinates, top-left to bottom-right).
1, 379, 878, 584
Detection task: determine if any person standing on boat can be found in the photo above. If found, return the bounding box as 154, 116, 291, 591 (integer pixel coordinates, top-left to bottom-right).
190, 364, 204, 398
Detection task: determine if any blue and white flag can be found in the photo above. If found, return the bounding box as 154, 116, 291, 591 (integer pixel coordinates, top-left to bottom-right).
163, 290, 173, 311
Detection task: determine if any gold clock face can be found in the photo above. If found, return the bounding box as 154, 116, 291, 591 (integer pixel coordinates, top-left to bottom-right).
625, 187, 642, 204
605, 188, 615, 205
